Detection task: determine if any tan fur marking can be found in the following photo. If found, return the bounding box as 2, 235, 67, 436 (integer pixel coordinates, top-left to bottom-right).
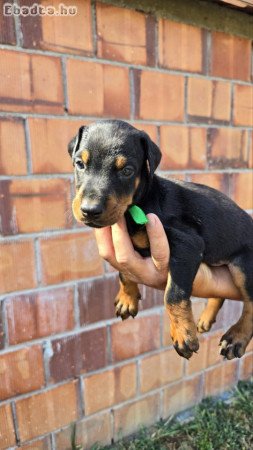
220, 301, 253, 359
115, 155, 127, 170
81, 150, 89, 164
72, 190, 133, 227
131, 229, 150, 249
232, 302, 253, 340
228, 264, 250, 301
135, 177, 140, 190
72, 186, 83, 222
166, 300, 197, 347
220, 263, 252, 359
99, 194, 133, 225
164, 274, 198, 358
197, 297, 224, 333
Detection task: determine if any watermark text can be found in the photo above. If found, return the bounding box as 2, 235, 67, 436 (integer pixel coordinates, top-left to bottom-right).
3, 2, 77, 16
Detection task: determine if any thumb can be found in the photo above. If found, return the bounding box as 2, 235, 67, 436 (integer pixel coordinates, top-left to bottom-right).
146, 214, 170, 272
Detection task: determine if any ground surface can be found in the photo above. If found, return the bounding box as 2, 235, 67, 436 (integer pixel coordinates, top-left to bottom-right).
85, 380, 253, 450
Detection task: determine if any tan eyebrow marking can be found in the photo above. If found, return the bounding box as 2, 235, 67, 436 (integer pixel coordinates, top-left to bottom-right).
115, 155, 127, 170
81, 150, 89, 164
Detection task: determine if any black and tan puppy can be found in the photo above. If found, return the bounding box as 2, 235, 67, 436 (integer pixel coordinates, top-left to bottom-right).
68, 120, 253, 360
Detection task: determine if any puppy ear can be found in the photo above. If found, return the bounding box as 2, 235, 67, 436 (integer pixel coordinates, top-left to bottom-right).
68, 125, 88, 158
140, 131, 162, 178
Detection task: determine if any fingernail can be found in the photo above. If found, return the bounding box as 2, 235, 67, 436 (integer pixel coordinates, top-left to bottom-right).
146, 213, 156, 227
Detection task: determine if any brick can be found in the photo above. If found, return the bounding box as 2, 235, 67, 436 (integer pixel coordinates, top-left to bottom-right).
16, 381, 78, 442
28, 118, 86, 174
0, 11, 16, 44
161, 173, 186, 182
20, 0, 93, 55
205, 331, 224, 368
138, 285, 164, 311
246, 337, 253, 353
67, 59, 130, 117
0, 118, 27, 175
222, 300, 243, 329
0, 240, 36, 294
49, 327, 107, 382
0, 305, 4, 349
111, 314, 160, 362
97, 3, 155, 65
132, 123, 158, 144
233, 84, 253, 126
239, 352, 253, 380
6, 287, 74, 345
205, 360, 238, 397
160, 126, 206, 169
211, 32, 251, 81
140, 348, 183, 393
192, 298, 207, 323
186, 330, 223, 375
186, 335, 207, 375
18, 436, 51, 450
163, 375, 203, 418
208, 128, 248, 168
114, 393, 160, 439
55, 412, 111, 449
187, 78, 231, 122
0, 346, 44, 400
159, 20, 203, 72
78, 276, 118, 325
189, 172, 229, 195
230, 172, 253, 210
0, 178, 72, 235
135, 70, 184, 121
0, 50, 64, 114
40, 231, 103, 285
249, 132, 253, 169
84, 363, 137, 414
0, 403, 16, 449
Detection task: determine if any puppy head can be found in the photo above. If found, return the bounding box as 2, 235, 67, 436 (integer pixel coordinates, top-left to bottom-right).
68, 120, 161, 228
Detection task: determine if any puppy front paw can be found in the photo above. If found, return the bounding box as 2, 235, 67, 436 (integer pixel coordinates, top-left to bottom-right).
171, 324, 199, 359
173, 335, 199, 360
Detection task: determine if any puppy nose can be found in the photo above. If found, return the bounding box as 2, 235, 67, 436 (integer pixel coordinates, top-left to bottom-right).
80, 202, 103, 217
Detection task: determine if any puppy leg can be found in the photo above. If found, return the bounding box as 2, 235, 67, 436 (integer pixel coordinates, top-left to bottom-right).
165, 228, 205, 359
220, 256, 253, 359
166, 290, 199, 360
115, 273, 141, 320
197, 298, 224, 333
220, 301, 253, 359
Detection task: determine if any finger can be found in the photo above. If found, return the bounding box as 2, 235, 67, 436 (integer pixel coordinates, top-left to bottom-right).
146, 214, 170, 272
111, 217, 144, 272
95, 226, 118, 268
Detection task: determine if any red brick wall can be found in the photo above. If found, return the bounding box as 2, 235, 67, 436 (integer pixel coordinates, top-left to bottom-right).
0, 1, 252, 448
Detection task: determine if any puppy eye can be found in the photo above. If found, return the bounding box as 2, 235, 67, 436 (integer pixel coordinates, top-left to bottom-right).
75, 160, 85, 170
121, 166, 134, 177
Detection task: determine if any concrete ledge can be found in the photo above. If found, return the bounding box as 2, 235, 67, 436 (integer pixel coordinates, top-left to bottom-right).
100, 0, 253, 39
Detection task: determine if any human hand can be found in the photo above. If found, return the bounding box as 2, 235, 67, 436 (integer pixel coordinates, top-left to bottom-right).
95, 214, 241, 300
95, 214, 169, 289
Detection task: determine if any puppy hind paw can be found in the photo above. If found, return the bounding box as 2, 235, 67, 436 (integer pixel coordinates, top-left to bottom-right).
219, 333, 248, 360
172, 332, 199, 359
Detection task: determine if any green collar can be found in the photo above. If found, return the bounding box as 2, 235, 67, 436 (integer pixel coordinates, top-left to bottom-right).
128, 205, 148, 225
